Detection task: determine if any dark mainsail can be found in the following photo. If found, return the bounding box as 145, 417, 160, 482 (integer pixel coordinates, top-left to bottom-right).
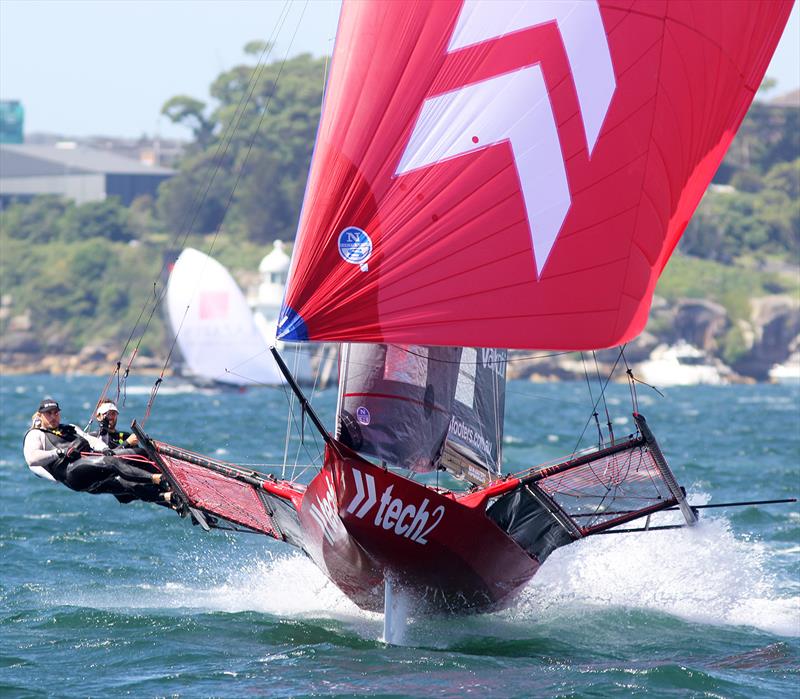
336, 344, 506, 480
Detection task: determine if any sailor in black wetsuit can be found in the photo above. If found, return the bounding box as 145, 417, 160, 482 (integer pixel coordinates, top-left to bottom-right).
23, 397, 167, 504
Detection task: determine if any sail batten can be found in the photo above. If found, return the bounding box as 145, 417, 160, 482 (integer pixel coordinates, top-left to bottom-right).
279, 0, 791, 351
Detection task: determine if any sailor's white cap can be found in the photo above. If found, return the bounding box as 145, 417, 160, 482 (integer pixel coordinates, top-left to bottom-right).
97, 401, 119, 417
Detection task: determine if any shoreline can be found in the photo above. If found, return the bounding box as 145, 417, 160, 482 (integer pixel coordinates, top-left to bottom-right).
0, 355, 173, 378
0, 359, 770, 385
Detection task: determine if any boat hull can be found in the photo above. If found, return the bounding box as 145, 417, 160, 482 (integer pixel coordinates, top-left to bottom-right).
298, 445, 539, 614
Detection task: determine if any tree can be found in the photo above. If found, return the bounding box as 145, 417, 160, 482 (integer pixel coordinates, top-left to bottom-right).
161, 95, 215, 147
1, 195, 72, 243
60, 198, 136, 243
160, 47, 326, 242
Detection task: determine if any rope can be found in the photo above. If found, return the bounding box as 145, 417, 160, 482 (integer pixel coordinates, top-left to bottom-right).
93, 0, 298, 414
142, 1, 310, 414
593, 350, 615, 444
581, 353, 603, 448
569, 347, 626, 459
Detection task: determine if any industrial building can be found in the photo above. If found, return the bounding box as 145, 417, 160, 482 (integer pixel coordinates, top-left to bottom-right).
0, 143, 174, 208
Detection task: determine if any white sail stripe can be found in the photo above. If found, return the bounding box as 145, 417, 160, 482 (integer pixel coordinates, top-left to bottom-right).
448, 0, 615, 154
396, 66, 570, 275
455, 347, 477, 408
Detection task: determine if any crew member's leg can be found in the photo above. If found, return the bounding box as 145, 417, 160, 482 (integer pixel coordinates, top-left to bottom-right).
63, 455, 164, 502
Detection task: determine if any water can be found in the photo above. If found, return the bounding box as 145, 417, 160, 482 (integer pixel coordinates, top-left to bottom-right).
1, 375, 798, 697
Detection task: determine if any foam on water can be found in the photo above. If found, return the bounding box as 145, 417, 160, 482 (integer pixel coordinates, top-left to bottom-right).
509, 515, 800, 637
65, 550, 370, 618
51, 492, 798, 641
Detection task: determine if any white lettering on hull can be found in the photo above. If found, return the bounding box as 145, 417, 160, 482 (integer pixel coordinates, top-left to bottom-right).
346, 468, 445, 545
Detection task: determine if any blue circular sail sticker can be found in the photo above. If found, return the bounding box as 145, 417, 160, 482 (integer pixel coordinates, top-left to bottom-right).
338, 226, 372, 270
356, 406, 371, 425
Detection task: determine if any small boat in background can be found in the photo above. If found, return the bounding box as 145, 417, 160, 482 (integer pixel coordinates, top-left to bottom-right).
768, 352, 800, 385
636, 341, 732, 387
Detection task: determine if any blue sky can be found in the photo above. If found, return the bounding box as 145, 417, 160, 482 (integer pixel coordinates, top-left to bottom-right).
1, 0, 797, 140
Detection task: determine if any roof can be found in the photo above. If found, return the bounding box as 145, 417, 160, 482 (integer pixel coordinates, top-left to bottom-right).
769, 89, 800, 108
0, 144, 175, 178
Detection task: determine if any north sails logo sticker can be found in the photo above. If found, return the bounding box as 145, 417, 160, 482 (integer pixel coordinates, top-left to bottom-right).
346, 468, 445, 545
337, 226, 372, 272
356, 406, 370, 425
395, 0, 616, 277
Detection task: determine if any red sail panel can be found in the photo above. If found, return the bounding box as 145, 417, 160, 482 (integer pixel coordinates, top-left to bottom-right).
160, 454, 279, 537
279, 0, 791, 350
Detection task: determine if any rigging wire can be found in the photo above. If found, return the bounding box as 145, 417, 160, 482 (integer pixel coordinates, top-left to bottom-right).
569, 346, 626, 460
91, 1, 298, 422
593, 350, 615, 445
581, 353, 604, 448
148, 1, 305, 410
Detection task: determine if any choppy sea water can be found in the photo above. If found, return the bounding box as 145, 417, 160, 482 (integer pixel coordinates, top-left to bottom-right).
1, 374, 798, 697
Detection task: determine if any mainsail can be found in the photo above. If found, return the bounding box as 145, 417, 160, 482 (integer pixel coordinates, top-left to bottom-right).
166, 248, 282, 386
336, 344, 506, 481
278, 0, 793, 350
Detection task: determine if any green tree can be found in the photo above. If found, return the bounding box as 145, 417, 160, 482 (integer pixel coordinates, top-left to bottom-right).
160, 48, 325, 242
60, 198, 136, 242
161, 95, 215, 148
0, 195, 72, 243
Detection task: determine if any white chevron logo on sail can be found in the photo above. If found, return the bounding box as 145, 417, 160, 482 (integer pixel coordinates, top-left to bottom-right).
395, 0, 615, 277
347, 468, 377, 519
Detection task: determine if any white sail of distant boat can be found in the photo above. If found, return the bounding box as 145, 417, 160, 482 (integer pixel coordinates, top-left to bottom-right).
165, 248, 284, 387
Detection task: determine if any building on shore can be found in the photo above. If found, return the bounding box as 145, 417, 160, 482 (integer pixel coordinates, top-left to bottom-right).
0, 142, 174, 208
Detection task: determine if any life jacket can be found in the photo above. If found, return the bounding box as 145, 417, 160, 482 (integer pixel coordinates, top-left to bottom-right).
94, 427, 131, 448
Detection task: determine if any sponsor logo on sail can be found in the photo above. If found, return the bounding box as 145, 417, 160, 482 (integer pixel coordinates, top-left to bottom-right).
481, 347, 507, 379
356, 406, 371, 425
337, 226, 372, 271
448, 416, 491, 456
347, 468, 445, 545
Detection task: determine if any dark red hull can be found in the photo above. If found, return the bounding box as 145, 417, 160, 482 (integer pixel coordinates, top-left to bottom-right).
298, 445, 538, 614
142, 415, 686, 616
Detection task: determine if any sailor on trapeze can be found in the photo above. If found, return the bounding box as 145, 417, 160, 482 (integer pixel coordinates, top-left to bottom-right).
23, 397, 171, 505
91, 400, 139, 451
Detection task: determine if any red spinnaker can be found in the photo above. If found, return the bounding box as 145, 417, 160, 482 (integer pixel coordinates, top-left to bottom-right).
278, 0, 791, 350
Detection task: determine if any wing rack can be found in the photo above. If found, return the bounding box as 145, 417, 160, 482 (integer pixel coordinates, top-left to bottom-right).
518, 413, 696, 536
131, 421, 305, 540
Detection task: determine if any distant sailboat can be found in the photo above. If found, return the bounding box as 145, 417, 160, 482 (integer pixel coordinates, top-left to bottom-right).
636, 341, 732, 387
165, 248, 286, 387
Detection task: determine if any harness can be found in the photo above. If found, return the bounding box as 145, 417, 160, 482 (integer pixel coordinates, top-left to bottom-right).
23, 424, 90, 480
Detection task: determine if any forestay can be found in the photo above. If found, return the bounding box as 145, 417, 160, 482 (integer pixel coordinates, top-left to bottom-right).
278, 0, 792, 351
